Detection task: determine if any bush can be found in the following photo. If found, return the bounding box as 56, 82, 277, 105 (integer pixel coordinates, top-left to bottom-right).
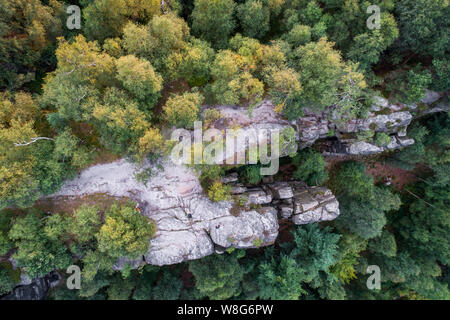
374, 132, 392, 147
403, 68, 433, 104
280, 126, 298, 157
292, 148, 328, 186
202, 108, 222, 129
431, 58, 450, 92
207, 182, 231, 202
239, 165, 262, 185
0, 265, 16, 296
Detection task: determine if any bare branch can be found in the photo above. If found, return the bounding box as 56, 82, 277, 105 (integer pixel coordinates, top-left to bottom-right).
14, 137, 54, 147
404, 188, 437, 209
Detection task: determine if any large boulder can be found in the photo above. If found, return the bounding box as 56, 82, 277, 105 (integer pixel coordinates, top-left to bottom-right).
209, 207, 278, 248
290, 184, 340, 225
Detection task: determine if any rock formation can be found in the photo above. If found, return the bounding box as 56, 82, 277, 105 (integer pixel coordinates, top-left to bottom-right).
1, 271, 60, 300
40, 91, 447, 269
48, 159, 339, 268
226, 179, 340, 225
204, 90, 448, 157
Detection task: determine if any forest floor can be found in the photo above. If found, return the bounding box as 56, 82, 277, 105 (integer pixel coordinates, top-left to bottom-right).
365, 162, 418, 190
33, 194, 131, 217
325, 154, 419, 191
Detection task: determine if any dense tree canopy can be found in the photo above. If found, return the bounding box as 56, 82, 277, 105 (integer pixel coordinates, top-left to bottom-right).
0, 0, 448, 301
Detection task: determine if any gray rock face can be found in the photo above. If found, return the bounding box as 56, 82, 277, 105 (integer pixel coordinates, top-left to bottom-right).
204, 100, 298, 160
49, 158, 341, 267
245, 188, 273, 205
204, 91, 446, 157
207, 91, 443, 157
279, 204, 294, 218
227, 180, 340, 226
354, 111, 412, 132
221, 172, 238, 184
346, 134, 416, 155
230, 183, 247, 194
51, 159, 280, 266
419, 95, 449, 115
112, 256, 144, 271
347, 141, 383, 155
209, 207, 278, 248
268, 182, 294, 199
289, 184, 340, 224
421, 90, 442, 105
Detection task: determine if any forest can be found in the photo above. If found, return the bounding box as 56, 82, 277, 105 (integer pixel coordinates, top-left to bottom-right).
0, 0, 449, 301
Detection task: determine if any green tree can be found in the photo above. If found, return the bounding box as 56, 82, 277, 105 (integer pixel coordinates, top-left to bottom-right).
0, 264, 17, 296
334, 161, 401, 239
83, 0, 162, 42
210, 49, 264, 106
0, 210, 14, 255
333, 161, 374, 199
123, 12, 189, 71
0, 93, 48, 208
166, 38, 215, 87
331, 232, 367, 284
132, 265, 160, 300
152, 269, 184, 300
294, 37, 367, 115
72, 205, 102, 243
91, 88, 150, 155
368, 229, 397, 258
115, 55, 163, 111
284, 24, 311, 47
163, 91, 204, 129
395, 0, 449, 58
138, 127, 164, 162
257, 252, 307, 300
41, 34, 115, 122
258, 224, 341, 299
8, 211, 71, 278
430, 58, 450, 92
106, 273, 135, 300
0, 0, 63, 89
292, 148, 328, 186
191, 0, 236, 49
347, 13, 399, 71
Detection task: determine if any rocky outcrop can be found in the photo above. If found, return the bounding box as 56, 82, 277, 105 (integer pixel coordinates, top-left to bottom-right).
49, 159, 340, 267
204, 91, 448, 157
299, 92, 448, 155
228, 179, 340, 225
39, 92, 447, 269
1, 271, 61, 300
204, 100, 299, 159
